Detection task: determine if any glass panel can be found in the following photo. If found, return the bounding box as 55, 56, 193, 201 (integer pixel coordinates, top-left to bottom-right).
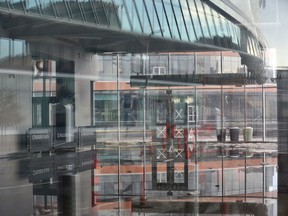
171, 0, 188, 41
144, 0, 162, 36
93, 0, 108, 25
103, 0, 120, 28
124, 0, 142, 33
53, 0, 70, 20
170, 53, 195, 75
78, 0, 97, 23
194, 0, 210, 42
26, 0, 41, 14
265, 87, 277, 140
113, 0, 131, 31
228, 21, 240, 49
0, 38, 10, 65
12, 39, 23, 65
161, 0, 179, 39
0, 0, 9, 8
188, 0, 203, 41
203, 3, 217, 38
134, 0, 152, 34
42, 0, 58, 17
180, 0, 197, 42
10, 0, 25, 11
67, 0, 84, 22
154, 0, 171, 38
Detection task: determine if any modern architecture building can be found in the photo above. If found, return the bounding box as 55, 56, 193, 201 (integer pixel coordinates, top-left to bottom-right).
0, 0, 284, 215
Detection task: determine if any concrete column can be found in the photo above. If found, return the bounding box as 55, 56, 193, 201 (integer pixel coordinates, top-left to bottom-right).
59, 174, 80, 216
277, 69, 288, 215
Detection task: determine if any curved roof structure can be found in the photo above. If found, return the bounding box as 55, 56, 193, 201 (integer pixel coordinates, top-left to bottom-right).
0, 0, 266, 82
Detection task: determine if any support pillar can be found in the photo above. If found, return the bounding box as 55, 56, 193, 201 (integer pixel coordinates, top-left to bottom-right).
59, 174, 80, 216
277, 69, 288, 215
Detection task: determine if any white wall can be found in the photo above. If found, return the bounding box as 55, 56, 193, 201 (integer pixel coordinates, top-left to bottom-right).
74, 51, 97, 126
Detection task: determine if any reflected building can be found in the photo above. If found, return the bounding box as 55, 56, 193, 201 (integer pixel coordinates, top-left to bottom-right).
0, 0, 281, 216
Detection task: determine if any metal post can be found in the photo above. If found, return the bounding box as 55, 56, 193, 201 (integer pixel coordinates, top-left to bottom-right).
117, 54, 121, 141
262, 85, 266, 141
116, 54, 121, 215
222, 146, 224, 202
262, 152, 266, 203
220, 51, 224, 129
118, 144, 121, 215
244, 152, 247, 203
244, 83, 247, 129
194, 86, 199, 215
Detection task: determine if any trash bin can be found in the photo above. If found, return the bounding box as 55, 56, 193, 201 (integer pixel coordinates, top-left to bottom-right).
243, 127, 253, 142
216, 128, 226, 142
229, 127, 239, 142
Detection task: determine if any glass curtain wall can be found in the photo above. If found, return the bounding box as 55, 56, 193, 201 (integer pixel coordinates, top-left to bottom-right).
92, 51, 277, 215
0, 0, 263, 57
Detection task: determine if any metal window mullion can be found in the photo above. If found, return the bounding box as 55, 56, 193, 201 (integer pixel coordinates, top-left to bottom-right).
218, 15, 229, 47
89, 0, 99, 24
161, 0, 173, 37
201, 1, 212, 39
78, 0, 87, 22
50, 0, 59, 18
35, 0, 44, 15
231, 23, 240, 49
76, 0, 85, 22
132, 0, 143, 33
225, 19, 233, 48
122, 0, 132, 31
193, 0, 205, 40
151, 0, 163, 36
222, 18, 232, 48
170, 0, 181, 40
227, 21, 238, 50
111, 0, 121, 29
7, 0, 13, 10
250, 36, 257, 56
206, 5, 217, 36
67, 1, 75, 20
178, 0, 190, 41
210, 7, 221, 45
5, 0, 11, 9
63, 0, 73, 20
142, 0, 153, 34
185, 0, 197, 41
20, 0, 27, 13
100, 0, 111, 26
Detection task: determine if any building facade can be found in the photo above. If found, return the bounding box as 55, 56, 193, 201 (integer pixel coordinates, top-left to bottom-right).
0, 0, 281, 215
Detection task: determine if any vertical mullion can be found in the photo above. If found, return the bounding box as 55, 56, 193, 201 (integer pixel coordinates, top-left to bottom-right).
178, 0, 190, 42
158, 0, 170, 37
200, 1, 212, 39
132, 0, 143, 33
89, 0, 99, 24
170, 0, 181, 40
50, 0, 60, 18
78, 0, 87, 22
122, 0, 133, 31
37, 0, 44, 15
100, 0, 110, 26
161, 0, 173, 38
193, 0, 205, 40
63, 0, 73, 20
76, 0, 85, 22
21, 0, 26, 13
142, 0, 153, 34
111, 0, 121, 29
185, 0, 198, 41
